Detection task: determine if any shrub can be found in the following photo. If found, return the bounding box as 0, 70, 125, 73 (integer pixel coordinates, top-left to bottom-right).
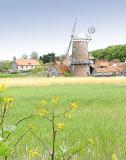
64, 72, 74, 77
30, 66, 44, 74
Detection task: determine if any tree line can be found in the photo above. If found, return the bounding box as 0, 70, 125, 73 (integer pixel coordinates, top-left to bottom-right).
22, 52, 56, 63
90, 44, 126, 62
22, 52, 66, 64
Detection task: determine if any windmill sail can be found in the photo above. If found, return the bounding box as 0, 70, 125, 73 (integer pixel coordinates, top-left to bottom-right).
66, 19, 77, 56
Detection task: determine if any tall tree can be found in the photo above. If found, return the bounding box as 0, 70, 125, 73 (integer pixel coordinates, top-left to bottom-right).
48, 53, 55, 62
42, 55, 50, 63
30, 51, 38, 59
40, 53, 56, 63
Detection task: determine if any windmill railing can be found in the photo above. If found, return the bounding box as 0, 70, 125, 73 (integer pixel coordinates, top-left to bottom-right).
70, 60, 93, 65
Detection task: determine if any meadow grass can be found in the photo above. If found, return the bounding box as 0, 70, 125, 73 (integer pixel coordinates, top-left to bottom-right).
2, 82, 126, 159
0, 77, 126, 87
0, 73, 29, 78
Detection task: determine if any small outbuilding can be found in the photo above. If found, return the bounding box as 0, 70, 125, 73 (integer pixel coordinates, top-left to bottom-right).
49, 63, 70, 77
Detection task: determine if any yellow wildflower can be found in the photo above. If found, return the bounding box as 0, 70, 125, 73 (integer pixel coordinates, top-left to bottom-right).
2, 96, 14, 109
70, 102, 78, 111
28, 149, 40, 159
0, 84, 6, 93
40, 99, 47, 107
88, 138, 94, 145
111, 154, 118, 160
51, 96, 60, 105
3, 96, 14, 103
28, 124, 34, 129
56, 122, 64, 131
64, 112, 72, 119
37, 108, 48, 117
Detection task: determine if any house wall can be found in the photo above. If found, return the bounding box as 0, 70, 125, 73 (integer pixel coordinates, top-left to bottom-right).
17, 65, 36, 71
93, 70, 119, 76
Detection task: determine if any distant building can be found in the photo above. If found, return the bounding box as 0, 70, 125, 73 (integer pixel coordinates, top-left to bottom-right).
49, 62, 70, 77
90, 60, 126, 76
12, 57, 40, 71
92, 66, 120, 76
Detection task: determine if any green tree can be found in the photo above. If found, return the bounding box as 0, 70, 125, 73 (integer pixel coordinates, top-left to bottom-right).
30, 51, 38, 59
0, 61, 12, 71
40, 53, 56, 63
91, 44, 126, 61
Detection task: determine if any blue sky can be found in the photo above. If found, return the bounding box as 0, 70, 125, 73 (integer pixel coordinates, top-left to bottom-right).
0, 0, 126, 60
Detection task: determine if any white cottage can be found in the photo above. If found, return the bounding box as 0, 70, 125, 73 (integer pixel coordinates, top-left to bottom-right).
13, 57, 40, 71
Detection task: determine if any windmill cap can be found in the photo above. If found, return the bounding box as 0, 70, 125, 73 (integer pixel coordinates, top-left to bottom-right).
74, 33, 91, 41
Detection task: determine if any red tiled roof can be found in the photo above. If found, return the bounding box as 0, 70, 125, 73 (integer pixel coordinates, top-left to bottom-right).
96, 61, 110, 67
15, 59, 40, 66
118, 66, 126, 72
55, 61, 62, 65
95, 66, 120, 73
55, 65, 70, 74
55, 58, 70, 66
113, 62, 126, 67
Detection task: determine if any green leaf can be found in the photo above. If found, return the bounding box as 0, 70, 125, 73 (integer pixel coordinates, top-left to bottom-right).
0, 142, 11, 157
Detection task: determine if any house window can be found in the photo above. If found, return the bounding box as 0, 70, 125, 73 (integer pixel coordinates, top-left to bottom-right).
26, 66, 28, 68
21, 66, 23, 68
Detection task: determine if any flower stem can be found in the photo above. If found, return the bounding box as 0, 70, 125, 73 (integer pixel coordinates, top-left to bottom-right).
52, 111, 56, 160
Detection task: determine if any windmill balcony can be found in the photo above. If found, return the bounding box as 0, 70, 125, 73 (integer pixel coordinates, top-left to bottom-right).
70, 59, 92, 65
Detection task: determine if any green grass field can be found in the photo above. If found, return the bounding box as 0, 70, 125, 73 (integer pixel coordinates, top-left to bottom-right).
2, 83, 126, 159
0, 73, 29, 78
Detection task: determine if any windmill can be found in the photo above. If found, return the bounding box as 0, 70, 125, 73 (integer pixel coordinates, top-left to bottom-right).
64, 19, 95, 76
71, 25, 95, 76
65, 20, 95, 76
